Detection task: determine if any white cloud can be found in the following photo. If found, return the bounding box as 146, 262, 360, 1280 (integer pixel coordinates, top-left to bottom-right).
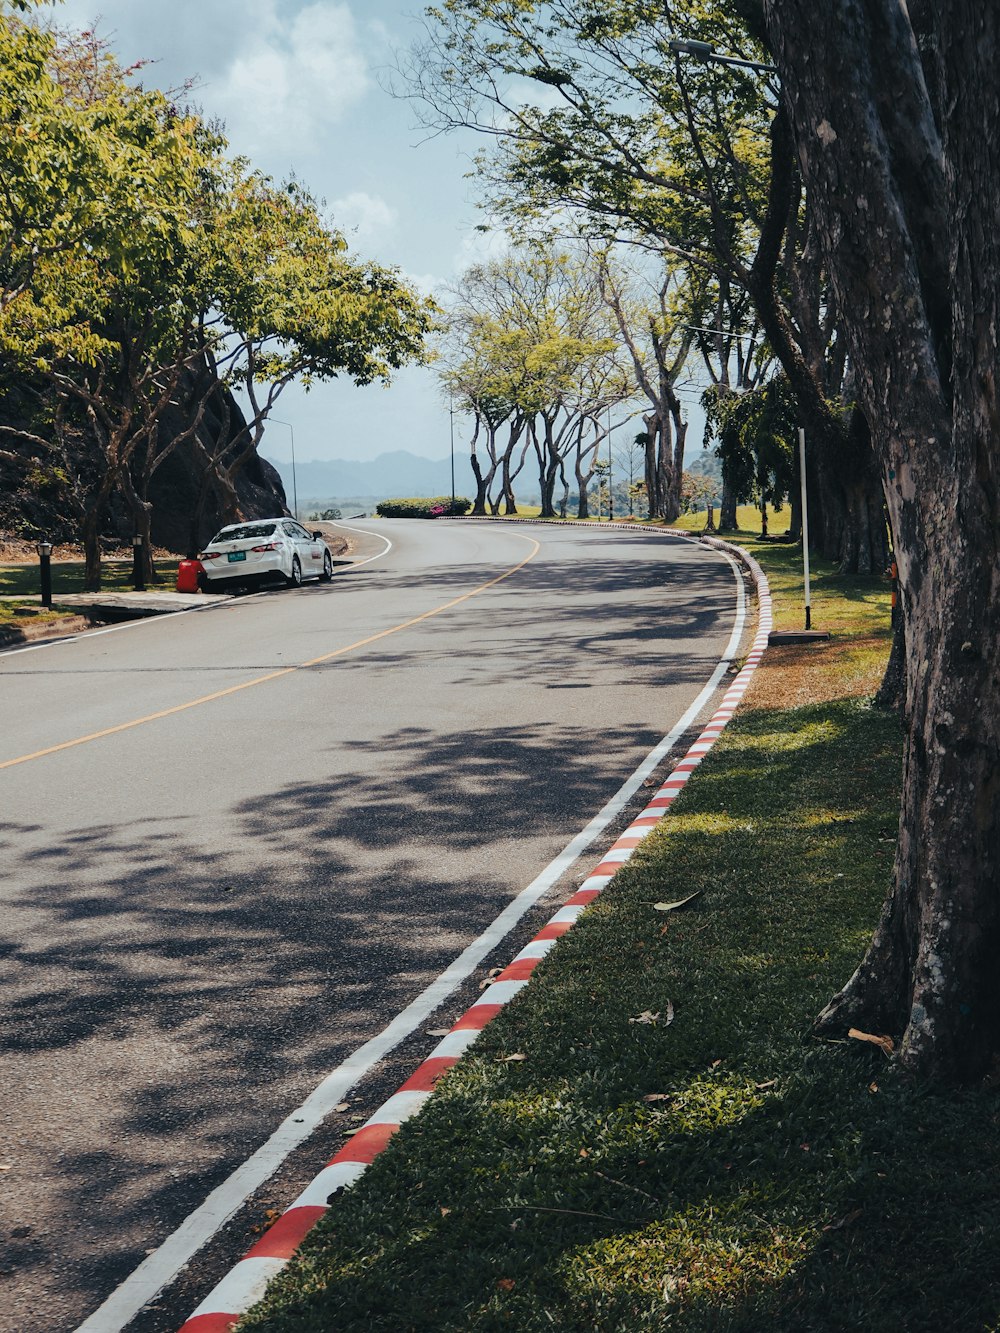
330, 190, 397, 243
212, 3, 370, 157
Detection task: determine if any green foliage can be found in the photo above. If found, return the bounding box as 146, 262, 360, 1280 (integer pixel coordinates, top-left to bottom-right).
375, 496, 472, 518
703, 375, 797, 510
0, 11, 435, 569
412, 0, 773, 264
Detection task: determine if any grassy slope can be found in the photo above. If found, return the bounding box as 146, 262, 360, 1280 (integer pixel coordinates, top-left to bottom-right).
242, 531, 1000, 1332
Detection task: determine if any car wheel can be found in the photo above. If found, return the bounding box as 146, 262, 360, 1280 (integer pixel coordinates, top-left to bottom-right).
286, 556, 302, 588
319, 550, 333, 582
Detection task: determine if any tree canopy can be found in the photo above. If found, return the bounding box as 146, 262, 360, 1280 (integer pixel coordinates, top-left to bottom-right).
0, 7, 435, 583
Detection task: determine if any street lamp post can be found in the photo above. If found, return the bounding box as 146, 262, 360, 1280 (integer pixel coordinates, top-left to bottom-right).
449, 392, 456, 513
271, 418, 298, 519
607, 408, 613, 522
668, 37, 777, 76
798, 427, 813, 630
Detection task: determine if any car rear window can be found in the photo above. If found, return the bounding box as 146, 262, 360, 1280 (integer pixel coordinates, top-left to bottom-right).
212, 523, 277, 542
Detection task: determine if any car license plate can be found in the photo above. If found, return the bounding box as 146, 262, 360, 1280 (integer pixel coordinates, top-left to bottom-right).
227, 551, 246, 562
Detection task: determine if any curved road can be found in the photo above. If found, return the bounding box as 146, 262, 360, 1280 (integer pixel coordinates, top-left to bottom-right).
0, 520, 743, 1331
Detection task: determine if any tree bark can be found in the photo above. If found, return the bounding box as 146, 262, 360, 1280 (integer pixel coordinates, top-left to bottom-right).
767, 0, 1000, 1079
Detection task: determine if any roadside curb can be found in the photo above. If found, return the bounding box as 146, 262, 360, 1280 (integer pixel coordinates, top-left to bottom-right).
0, 614, 93, 651
177, 539, 773, 1333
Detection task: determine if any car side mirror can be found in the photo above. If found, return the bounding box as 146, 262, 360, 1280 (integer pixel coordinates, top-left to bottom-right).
312, 531, 323, 539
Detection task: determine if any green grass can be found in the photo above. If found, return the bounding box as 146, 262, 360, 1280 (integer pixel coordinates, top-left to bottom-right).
0, 598, 76, 632
0, 559, 180, 624
239, 546, 1000, 1333
673, 504, 792, 537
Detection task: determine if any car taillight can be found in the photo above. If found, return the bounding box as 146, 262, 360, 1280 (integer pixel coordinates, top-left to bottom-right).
251, 541, 279, 552
198, 551, 221, 560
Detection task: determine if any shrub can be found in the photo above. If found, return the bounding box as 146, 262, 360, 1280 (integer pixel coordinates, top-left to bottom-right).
375, 496, 472, 518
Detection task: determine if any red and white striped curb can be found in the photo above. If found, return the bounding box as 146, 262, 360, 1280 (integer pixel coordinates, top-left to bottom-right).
177, 540, 771, 1333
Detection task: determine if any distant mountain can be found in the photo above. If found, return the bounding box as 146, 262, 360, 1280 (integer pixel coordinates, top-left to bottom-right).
264, 451, 475, 503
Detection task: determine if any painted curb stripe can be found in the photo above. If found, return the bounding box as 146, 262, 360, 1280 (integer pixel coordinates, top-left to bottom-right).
175, 536, 771, 1333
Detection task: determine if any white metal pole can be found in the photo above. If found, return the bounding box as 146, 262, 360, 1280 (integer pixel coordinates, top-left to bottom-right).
798, 426, 812, 630
272, 418, 298, 519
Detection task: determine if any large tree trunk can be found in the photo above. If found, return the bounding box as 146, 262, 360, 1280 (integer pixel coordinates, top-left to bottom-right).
718, 477, 738, 531
119, 464, 158, 583
470, 453, 488, 515
768, 0, 1000, 1079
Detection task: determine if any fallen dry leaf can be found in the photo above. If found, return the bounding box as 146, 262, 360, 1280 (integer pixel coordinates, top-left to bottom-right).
642, 1093, 672, 1103
848, 1027, 894, 1056
335, 1102, 350, 1113
652, 891, 702, 913
497, 1278, 516, 1292
426, 1028, 451, 1038
869, 1082, 879, 1094
630, 1010, 660, 1025
440, 1206, 451, 1217
503, 1052, 528, 1062
755, 1080, 777, 1091
579, 1147, 589, 1158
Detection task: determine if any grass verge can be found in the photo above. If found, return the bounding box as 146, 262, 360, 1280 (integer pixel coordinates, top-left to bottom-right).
240, 542, 1000, 1332
0, 559, 181, 629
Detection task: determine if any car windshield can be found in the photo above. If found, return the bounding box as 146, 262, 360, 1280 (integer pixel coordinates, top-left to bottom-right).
211, 523, 277, 543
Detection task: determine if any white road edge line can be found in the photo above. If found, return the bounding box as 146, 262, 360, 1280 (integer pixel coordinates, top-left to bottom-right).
75, 544, 745, 1333
1, 524, 392, 659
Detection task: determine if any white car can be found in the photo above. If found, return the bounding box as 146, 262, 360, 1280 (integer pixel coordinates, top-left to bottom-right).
197, 519, 333, 591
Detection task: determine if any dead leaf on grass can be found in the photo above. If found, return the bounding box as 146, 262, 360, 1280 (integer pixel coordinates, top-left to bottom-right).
848, 1027, 894, 1056
440, 1206, 452, 1217
497, 1278, 516, 1292
822, 1208, 864, 1233
630, 1010, 660, 1025
641, 1093, 673, 1103
651, 891, 701, 912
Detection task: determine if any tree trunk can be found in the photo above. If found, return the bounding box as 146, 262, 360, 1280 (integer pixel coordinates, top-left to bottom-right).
874, 595, 905, 713
81, 510, 103, 592
119, 464, 157, 583
470, 452, 488, 515
768, 0, 1000, 1078
719, 478, 738, 531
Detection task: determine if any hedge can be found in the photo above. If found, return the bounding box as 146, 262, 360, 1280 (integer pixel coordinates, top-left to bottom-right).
375, 496, 472, 518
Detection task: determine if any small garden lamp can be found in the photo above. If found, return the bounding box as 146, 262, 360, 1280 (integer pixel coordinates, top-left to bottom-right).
36, 539, 53, 608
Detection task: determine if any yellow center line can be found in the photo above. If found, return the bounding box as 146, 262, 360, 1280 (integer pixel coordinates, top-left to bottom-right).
0, 538, 542, 771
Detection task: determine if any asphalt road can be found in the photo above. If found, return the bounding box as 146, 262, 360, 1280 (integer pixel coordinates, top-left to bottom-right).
0, 519, 742, 1331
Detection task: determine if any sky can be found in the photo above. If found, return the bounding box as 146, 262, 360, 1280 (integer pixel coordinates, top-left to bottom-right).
46, 0, 501, 469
